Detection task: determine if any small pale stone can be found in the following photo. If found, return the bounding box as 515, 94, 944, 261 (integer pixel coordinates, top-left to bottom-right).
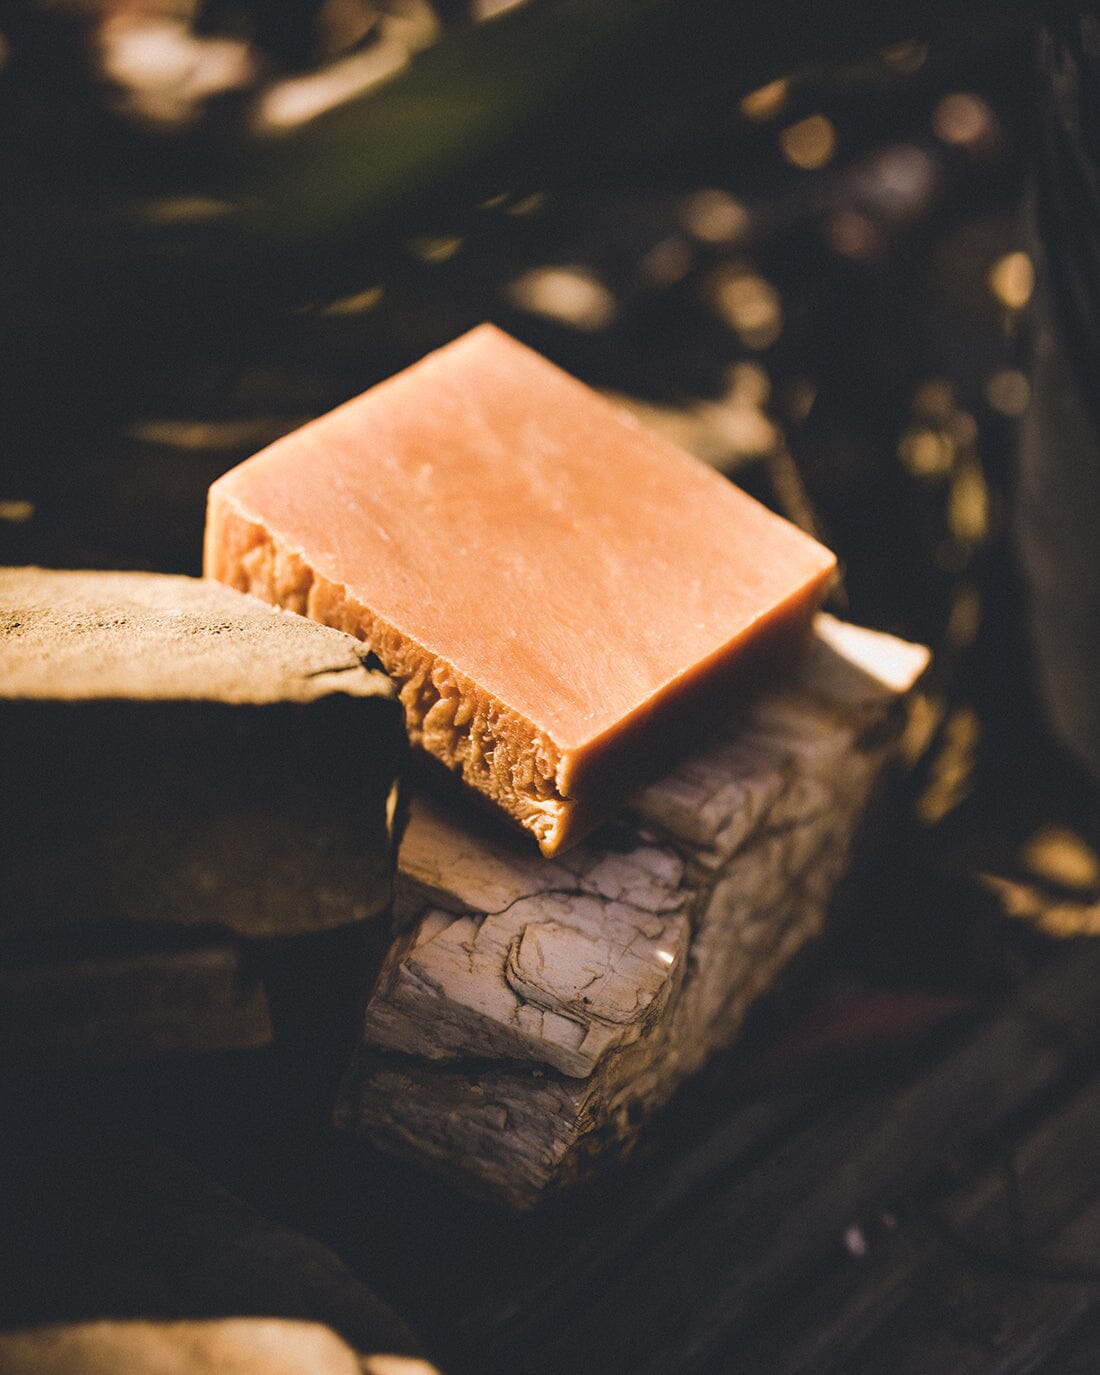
0, 1319, 409, 1375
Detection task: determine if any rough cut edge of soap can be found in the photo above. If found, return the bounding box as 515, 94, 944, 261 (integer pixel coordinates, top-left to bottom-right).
334, 615, 930, 1208
206, 493, 830, 856
206, 494, 572, 853
0, 566, 395, 706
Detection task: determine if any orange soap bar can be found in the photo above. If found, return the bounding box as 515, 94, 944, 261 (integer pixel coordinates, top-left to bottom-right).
205, 324, 835, 855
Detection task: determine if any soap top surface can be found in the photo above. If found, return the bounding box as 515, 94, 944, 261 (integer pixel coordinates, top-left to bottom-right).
0, 567, 393, 705
209, 324, 835, 751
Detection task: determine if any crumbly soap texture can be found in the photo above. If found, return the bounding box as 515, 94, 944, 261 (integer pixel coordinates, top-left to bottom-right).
205, 324, 835, 855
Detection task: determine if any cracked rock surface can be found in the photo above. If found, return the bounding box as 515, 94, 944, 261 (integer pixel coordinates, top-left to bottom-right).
336, 616, 930, 1208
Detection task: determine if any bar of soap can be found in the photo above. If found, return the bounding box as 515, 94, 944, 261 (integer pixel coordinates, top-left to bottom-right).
205, 324, 835, 855
1, 567, 405, 941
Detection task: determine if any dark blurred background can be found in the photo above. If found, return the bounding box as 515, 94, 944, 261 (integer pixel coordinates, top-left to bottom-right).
4, 0, 1082, 977
8, 4, 1100, 1368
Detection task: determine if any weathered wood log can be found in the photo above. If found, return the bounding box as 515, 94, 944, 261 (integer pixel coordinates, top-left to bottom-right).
335, 615, 930, 1208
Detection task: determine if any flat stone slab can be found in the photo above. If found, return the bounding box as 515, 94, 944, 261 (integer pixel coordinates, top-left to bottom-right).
336, 616, 930, 1208
2, 567, 405, 944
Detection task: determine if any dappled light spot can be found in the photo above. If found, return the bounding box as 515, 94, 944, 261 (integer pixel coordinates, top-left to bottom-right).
474, 0, 529, 19
710, 268, 783, 348
932, 91, 997, 149
258, 44, 409, 129
258, 3, 437, 129
479, 191, 510, 210
321, 285, 385, 315
699, 401, 777, 462
780, 115, 837, 170
945, 583, 982, 649
916, 705, 980, 824
900, 692, 946, 767
984, 369, 1030, 416
882, 42, 928, 73
507, 266, 617, 331
844, 1225, 868, 1258
140, 196, 236, 225
948, 457, 989, 543
409, 235, 464, 263
680, 189, 749, 245
898, 428, 954, 479
99, 17, 253, 127
639, 237, 693, 288
913, 379, 956, 423
826, 209, 879, 259
1022, 825, 1100, 892
0, 500, 33, 524
785, 379, 816, 424
980, 872, 1100, 938
730, 361, 771, 408
988, 250, 1034, 309
855, 145, 938, 220
507, 192, 547, 216
127, 418, 305, 451
740, 79, 788, 122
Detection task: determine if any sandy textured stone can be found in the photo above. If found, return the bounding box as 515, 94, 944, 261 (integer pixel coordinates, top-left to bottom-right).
335, 616, 929, 1208
0, 566, 394, 704
2, 567, 405, 942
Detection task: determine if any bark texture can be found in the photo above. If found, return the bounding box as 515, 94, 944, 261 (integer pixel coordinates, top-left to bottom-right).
336, 615, 930, 1208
